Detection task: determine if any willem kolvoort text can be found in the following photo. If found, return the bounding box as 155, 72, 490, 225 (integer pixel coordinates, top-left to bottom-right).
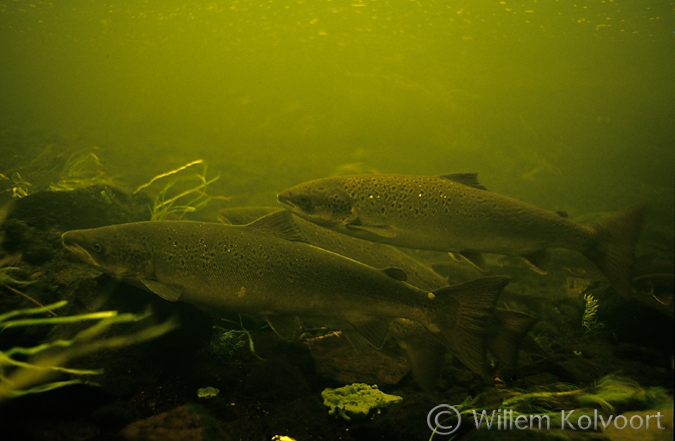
472, 409, 666, 431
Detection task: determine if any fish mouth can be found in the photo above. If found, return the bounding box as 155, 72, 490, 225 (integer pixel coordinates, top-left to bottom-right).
277, 191, 308, 216
276, 191, 294, 209
61, 232, 99, 269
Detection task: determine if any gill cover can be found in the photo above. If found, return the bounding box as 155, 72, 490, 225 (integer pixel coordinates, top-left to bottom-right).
281, 182, 355, 227
62, 228, 153, 280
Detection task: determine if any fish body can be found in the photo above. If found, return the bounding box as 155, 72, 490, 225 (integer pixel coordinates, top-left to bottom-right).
219, 208, 535, 384
62, 215, 508, 374
219, 206, 451, 290
277, 173, 646, 297
63, 220, 426, 319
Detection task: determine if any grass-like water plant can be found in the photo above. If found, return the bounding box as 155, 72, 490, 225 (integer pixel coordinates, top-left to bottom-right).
49, 148, 114, 192
134, 159, 226, 221
10, 172, 32, 198
0, 301, 178, 402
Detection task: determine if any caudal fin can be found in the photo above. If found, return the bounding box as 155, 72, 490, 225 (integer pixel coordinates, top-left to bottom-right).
429, 276, 509, 376
391, 319, 446, 393
584, 205, 648, 298
486, 309, 538, 368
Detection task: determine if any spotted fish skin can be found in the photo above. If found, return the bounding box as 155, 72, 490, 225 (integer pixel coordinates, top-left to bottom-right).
220, 208, 526, 383
61, 220, 434, 319
219, 205, 449, 290
277, 173, 647, 297
61, 217, 508, 375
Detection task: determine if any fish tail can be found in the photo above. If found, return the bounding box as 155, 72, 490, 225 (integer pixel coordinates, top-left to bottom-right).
486, 310, 538, 368
584, 204, 648, 298
428, 276, 509, 376
394, 325, 446, 394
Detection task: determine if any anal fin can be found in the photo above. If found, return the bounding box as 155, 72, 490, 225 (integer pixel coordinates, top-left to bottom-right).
347, 317, 391, 349
341, 330, 372, 354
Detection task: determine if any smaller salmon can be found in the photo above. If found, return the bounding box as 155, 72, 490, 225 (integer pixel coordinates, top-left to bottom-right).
278, 173, 647, 297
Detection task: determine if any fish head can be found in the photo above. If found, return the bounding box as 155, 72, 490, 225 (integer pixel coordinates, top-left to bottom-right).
277, 180, 355, 227
62, 226, 154, 280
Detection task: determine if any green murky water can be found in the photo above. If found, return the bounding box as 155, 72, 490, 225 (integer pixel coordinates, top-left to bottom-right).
2, 1, 673, 214
1, 2, 673, 440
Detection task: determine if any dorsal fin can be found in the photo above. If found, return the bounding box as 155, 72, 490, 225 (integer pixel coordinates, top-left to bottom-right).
246, 210, 310, 243
381, 267, 408, 282
218, 206, 282, 226
438, 173, 487, 190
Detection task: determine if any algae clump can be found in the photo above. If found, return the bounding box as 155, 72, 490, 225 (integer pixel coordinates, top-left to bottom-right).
197, 387, 220, 399
321, 383, 403, 421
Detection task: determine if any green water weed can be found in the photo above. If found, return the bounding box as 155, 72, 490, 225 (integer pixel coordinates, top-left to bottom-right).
0, 301, 178, 402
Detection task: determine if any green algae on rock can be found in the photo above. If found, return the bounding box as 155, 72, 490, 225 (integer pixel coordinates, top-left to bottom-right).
321, 383, 402, 421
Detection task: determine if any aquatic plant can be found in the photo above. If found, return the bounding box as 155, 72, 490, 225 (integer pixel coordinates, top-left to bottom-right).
0, 266, 33, 288
582, 293, 604, 333
10, 172, 31, 198
0, 265, 56, 315
211, 314, 265, 360
210, 326, 247, 357
1, 145, 112, 199
49, 148, 114, 191
134, 159, 225, 221
0, 301, 178, 402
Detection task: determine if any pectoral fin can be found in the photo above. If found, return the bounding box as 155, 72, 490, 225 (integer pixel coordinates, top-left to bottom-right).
345, 221, 397, 238
141, 279, 183, 302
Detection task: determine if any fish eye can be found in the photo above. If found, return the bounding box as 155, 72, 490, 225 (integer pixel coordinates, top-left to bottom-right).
297, 195, 313, 211
92, 243, 103, 253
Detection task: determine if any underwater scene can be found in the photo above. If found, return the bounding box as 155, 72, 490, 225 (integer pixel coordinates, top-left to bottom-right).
1, 1, 673, 440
